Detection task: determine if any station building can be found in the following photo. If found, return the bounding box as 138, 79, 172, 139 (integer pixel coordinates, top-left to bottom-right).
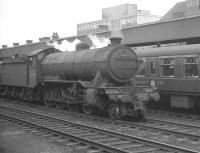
77, 4, 161, 35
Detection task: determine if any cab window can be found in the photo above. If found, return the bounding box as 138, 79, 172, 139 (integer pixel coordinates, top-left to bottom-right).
37, 52, 45, 61
28, 57, 33, 67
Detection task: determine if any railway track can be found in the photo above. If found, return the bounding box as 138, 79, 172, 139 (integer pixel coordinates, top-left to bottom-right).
0, 101, 199, 153
5, 100, 200, 140
0, 105, 169, 153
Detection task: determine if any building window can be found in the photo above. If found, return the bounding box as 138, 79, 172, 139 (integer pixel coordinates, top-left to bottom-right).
121, 18, 125, 24
184, 57, 198, 77
120, 16, 136, 28
150, 61, 156, 74
161, 58, 175, 76
136, 59, 146, 76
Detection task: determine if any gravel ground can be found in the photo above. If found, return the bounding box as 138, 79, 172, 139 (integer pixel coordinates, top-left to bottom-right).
66, 114, 200, 152
147, 110, 200, 126
0, 120, 84, 153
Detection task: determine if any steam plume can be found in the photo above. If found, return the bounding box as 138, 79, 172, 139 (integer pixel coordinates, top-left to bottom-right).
47, 39, 81, 51
87, 35, 110, 49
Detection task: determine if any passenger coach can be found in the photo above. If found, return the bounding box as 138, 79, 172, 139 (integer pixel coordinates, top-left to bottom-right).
135, 44, 200, 110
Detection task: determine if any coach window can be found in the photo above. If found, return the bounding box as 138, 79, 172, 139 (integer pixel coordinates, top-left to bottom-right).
161, 58, 175, 77
136, 59, 146, 76
150, 61, 156, 74
183, 57, 198, 77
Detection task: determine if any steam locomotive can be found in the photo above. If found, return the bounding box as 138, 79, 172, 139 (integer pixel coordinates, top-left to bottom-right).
135, 44, 200, 111
0, 37, 157, 119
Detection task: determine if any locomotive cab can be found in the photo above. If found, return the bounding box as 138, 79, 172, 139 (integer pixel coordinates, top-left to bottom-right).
27, 48, 57, 87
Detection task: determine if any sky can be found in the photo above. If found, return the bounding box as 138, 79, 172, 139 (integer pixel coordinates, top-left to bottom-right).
0, 0, 183, 46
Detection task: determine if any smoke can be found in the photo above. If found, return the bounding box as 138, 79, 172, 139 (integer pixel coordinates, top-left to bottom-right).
47, 39, 81, 51
87, 35, 110, 49
87, 30, 124, 49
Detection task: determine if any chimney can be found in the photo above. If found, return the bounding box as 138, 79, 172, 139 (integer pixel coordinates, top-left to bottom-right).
2, 45, 8, 48
26, 40, 33, 44
52, 32, 59, 40
13, 43, 19, 47
109, 37, 122, 46
39, 37, 51, 42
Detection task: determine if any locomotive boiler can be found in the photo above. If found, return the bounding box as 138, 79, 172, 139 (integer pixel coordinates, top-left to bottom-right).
41, 38, 137, 83
0, 37, 157, 119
